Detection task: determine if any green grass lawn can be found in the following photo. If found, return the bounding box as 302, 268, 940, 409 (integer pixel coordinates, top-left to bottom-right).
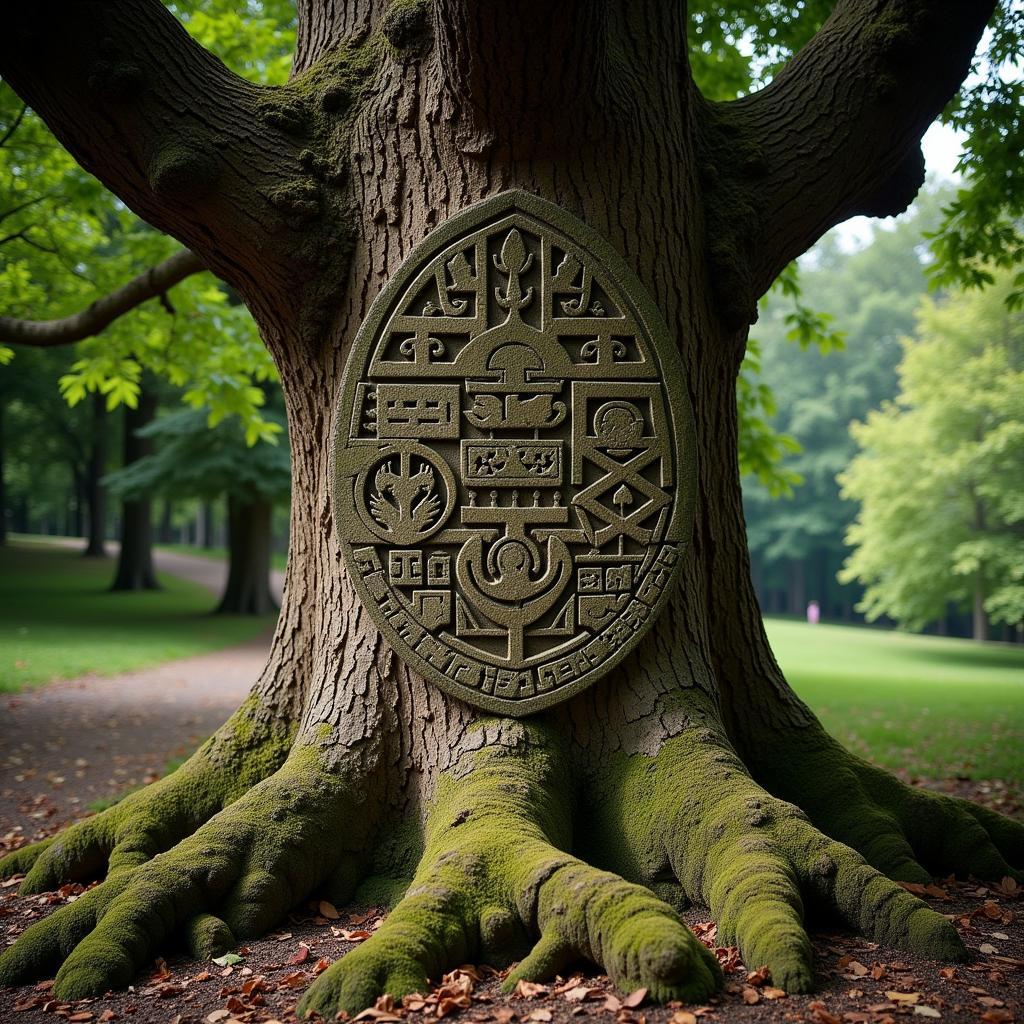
0, 540, 275, 692
767, 618, 1024, 784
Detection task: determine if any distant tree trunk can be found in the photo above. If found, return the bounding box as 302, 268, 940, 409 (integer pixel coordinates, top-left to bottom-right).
972, 577, 987, 642
200, 502, 215, 549
157, 498, 174, 544
0, 399, 6, 545
13, 495, 28, 535
217, 495, 276, 615
83, 392, 107, 557
71, 468, 85, 538
788, 558, 806, 616
111, 384, 159, 591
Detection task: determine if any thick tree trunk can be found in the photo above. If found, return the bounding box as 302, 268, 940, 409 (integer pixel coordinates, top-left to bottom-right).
2, 0, 1017, 1015
110, 384, 159, 591
217, 495, 277, 615
82, 391, 107, 557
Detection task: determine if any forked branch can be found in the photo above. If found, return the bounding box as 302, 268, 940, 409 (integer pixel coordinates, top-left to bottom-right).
0, 249, 205, 348
0, 0, 322, 315
697, 0, 995, 325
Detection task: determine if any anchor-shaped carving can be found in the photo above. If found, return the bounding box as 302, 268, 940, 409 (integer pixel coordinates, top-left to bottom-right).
456, 530, 571, 665
493, 229, 534, 315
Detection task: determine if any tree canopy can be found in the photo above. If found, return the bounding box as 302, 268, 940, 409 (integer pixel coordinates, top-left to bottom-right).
839, 269, 1024, 636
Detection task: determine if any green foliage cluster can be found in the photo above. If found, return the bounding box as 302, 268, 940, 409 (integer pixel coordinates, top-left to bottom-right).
105, 406, 291, 505
743, 195, 942, 602
840, 269, 1024, 632
0, 0, 298, 440
927, 4, 1024, 307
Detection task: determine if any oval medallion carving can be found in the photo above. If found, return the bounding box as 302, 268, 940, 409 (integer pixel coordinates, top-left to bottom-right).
332, 191, 696, 715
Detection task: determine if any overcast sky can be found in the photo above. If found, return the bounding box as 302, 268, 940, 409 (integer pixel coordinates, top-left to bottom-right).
831, 121, 963, 251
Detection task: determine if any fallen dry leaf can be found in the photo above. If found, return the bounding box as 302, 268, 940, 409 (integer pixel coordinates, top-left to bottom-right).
513, 980, 548, 999
885, 991, 921, 1004
621, 988, 648, 1009
289, 945, 311, 965
564, 986, 602, 1003
319, 900, 340, 920
741, 987, 761, 1005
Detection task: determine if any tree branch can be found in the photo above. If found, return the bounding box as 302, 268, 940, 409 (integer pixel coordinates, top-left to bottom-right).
0, 248, 204, 348
697, 0, 996, 328
0, 102, 27, 148
0, 0, 332, 324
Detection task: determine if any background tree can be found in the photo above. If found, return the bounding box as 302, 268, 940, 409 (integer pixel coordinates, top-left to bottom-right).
106, 405, 291, 614
109, 374, 160, 590
840, 270, 1024, 641
0, 347, 115, 544
743, 195, 943, 619
0, 9, 287, 574
1, 2, 1022, 1020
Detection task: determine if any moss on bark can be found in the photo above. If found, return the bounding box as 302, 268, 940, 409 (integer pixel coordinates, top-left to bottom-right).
0, 741, 364, 998
299, 720, 721, 1019
582, 693, 965, 993
733, 720, 1024, 885
1, 695, 294, 896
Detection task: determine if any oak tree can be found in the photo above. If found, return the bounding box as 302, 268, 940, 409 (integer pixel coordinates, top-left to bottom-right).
1, 1, 1021, 1018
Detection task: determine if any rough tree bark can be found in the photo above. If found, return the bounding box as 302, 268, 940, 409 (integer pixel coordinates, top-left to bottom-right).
2, 0, 1021, 1016
110, 380, 160, 591
218, 495, 278, 615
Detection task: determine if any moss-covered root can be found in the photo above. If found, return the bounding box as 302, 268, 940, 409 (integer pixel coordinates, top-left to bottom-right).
599, 719, 966, 994
299, 721, 721, 1020
0, 746, 365, 999
0, 694, 294, 896
742, 726, 1023, 884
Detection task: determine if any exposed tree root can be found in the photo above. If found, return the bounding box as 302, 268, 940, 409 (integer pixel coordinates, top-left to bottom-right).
584, 693, 967, 995
299, 721, 722, 1019
736, 720, 1024, 885
1, 691, 1020, 1021
0, 695, 294, 895
0, 742, 368, 1000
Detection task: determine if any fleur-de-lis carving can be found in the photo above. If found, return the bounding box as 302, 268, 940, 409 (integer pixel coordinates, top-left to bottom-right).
493, 229, 534, 314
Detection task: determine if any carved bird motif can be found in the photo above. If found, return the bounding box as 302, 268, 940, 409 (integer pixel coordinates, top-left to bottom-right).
369, 461, 441, 537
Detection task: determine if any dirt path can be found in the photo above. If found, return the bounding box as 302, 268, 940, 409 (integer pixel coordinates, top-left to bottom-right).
0, 542, 276, 842
29, 536, 286, 604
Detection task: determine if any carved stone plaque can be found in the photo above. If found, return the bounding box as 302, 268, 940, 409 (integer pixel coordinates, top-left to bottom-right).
332, 191, 695, 715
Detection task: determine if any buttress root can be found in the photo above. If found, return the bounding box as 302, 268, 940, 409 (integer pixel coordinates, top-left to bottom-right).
300, 721, 722, 1019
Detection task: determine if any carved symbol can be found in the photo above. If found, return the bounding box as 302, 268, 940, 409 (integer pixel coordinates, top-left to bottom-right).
333, 191, 695, 716
353, 445, 456, 546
